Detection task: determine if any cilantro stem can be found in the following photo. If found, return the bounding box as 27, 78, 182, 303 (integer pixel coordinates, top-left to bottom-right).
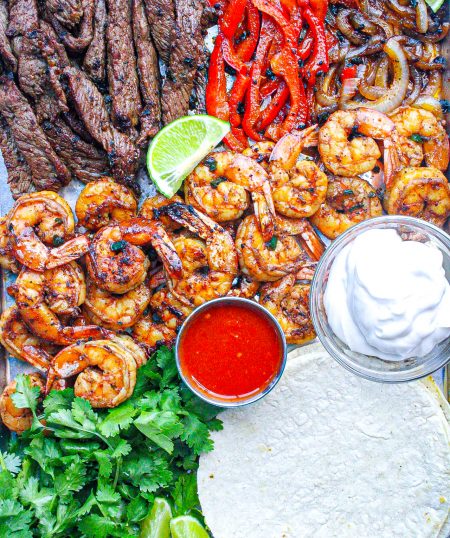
0, 451, 6, 471
113, 457, 122, 490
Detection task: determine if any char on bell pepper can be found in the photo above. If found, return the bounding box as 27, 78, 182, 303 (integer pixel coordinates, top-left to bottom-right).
236, 2, 261, 62
257, 81, 289, 130
206, 34, 229, 121
220, 0, 248, 39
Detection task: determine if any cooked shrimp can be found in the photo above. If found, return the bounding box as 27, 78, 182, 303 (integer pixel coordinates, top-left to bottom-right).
227, 275, 260, 299
0, 306, 55, 370
84, 277, 151, 330
390, 107, 449, 172
242, 141, 275, 169
86, 217, 182, 294
318, 109, 395, 177
259, 264, 316, 345
132, 316, 177, 353
43, 262, 86, 315
75, 177, 138, 230
310, 177, 383, 239
6, 191, 89, 271
236, 215, 312, 282
0, 373, 44, 433
275, 215, 325, 261
0, 216, 20, 273
158, 203, 238, 306
47, 337, 140, 407
184, 152, 275, 240
139, 193, 184, 231
383, 167, 450, 227
14, 268, 111, 345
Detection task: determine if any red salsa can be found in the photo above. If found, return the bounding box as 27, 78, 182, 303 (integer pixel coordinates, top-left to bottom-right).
178, 302, 284, 403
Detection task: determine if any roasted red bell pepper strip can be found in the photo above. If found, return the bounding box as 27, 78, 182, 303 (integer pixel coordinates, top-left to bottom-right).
341, 65, 358, 81
222, 37, 247, 73
220, 0, 247, 39
236, 2, 260, 62
224, 128, 249, 151
271, 47, 309, 135
251, 0, 296, 47
297, 32, 314, 61
242, 16, 274, 141
301, 6, 329, 87
206, 35, 229, 121
229, 72, 250, 127
307, 0, 329, 22
260, 77, 280, 98
257, 81, 289, 130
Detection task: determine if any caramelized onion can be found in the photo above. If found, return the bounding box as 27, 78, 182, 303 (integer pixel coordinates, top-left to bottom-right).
413, 96, 444, 119
343, 38, 409, 113
346, 34, 384, 59
316, 66, 340, 107
403, 67, 422, 106
404, 22, 449, 43
336, 9, 367, 44
375, 56, 389, 87
415, 0, 428, 34
422, 71, 442, 96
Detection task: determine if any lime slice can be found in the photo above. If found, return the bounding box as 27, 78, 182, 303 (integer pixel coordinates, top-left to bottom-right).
139, 498, 172, 538
424, 0, 444, 12
170, 515, 210, 538
147, 115, 230, 198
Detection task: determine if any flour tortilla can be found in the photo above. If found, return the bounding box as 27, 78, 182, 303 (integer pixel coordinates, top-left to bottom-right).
198, 343, 450, 538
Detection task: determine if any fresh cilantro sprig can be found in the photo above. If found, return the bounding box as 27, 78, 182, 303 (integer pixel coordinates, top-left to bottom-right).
1, 347, 220, 536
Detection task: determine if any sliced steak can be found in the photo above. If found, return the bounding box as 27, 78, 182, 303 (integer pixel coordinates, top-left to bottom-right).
42, 117, 110, 183
6, 0, 38, 37
161, 0, 204, 124
13, 34, 47, 99
83, 0, 107, 85
62, 108, 95, 143
50, 0, 94, 52
0, 2, 17, 70
132, 0, 160, 145
143, 0, 175, 63
46, 0, 83, 30
192, 45, 208, 114
0, 77, 71, 190
0, 114, 34, 198
64, 66, 139, 191
106, 0, 141, 134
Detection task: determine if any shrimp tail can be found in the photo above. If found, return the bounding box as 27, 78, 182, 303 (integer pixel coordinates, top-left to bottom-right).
297, 221, 325, 261
22, 345, 51, 371
383, 136, 401, 190
253, 183, 276, 242
61, 325, 114, 344
46, 235, 90, 270
270, 125, 319, 170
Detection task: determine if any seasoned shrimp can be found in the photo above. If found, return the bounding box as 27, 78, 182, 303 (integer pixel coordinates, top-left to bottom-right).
158, 203, 238, 306
84, 277, 151, 330
236, 215, 314, 282
14, 268, 111, 345
318, 109, 395, 177
6, 191, 89, 271
310, 177, 382, 239
383, 167, 450, 227
227, 275, 260, 299
75, 177, 138, 230
47, 337, 142, 407
259, 264, 316, 345
390, 107, 449, 172
139, 193, 184, 231
87, 217, 182, 294
132, 317, 177, 353
184, 152, 275, 240
242, 141, 275, 169
0, 373, 44, 433
0, 216, 20, 273
0, 306, 55, 370
43, 261, 86, 315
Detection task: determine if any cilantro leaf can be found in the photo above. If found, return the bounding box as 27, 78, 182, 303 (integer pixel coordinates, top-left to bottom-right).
155, 347, 178, 386
135, 411, 184, 454
0, 450, 22, 475
46, 409, 98, 440
78, 514, 116, 538
172, 473, 199, 516
10, 375, 40, 414
54, 458, 87, 499
180, 415, 213, 455
0, 499, 33, 538
99, 402, 136, 437
43, 389, 74, 416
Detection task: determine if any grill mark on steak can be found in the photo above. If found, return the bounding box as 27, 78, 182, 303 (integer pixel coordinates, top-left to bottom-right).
64, 66, 140, 192
46, 0, 83, 30
62, 108, 95, 143
143, 0, 175, 63
0, 114, 34, 198
0, 2, 17, 71
50, 0, 94, 52
83, 0, 106, 85
161, 0, 204, 124
106, 0, 141, 134
41, 116, 110, 183
132, 0, 160, 145
192, 45, 208, 114
13, 34, 47, 99
7, 0, 39, 37
0, 76, 71, 190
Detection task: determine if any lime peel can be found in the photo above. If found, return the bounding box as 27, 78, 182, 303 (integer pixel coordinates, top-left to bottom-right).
139, 497, 172, 538
170, 515, 210, 538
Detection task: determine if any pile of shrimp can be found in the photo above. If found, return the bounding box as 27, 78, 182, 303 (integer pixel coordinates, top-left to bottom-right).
0, 104, 449, 431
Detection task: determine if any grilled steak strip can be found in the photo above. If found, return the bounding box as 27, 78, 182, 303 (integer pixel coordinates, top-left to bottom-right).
0, 2, 17, 70
143, 0, 176, 63
83, 0, 106, 85
6, 0, 39, 37
64, 67, 139, 191
0, 77, 71, 190
132, 0, 160, 145
46, 0, 83, 30
0, 114, 34, 198
106, 0, 141, 134
13, 35, 47, 100
62, 108, 95, 143
161, 0, 204, 124
42, 117, 110, 183
50, 0, 94, 52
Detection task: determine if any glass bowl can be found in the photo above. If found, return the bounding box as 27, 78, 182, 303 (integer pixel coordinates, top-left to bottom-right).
310, 215, 450, 383
175, 297, 287, 407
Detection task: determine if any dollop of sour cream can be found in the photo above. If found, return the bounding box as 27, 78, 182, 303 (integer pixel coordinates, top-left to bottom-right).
324, 229, 450, 361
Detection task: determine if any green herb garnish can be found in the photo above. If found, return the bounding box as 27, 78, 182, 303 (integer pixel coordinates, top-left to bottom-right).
343, 189, 354, 196
409, 133, 426, 143
210, 177, 227, 189
110, 240, 127, 253
52, 235, 65, 247
266, 236, 278, 250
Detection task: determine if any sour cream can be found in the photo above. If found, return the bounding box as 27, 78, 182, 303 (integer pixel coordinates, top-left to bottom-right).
324, 229, 450, 361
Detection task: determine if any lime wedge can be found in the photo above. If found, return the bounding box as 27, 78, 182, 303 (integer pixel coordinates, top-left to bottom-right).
170, 515, 210, 538
139, 498, 172, 538
424, 0, 444, 12
147, 115, 230, 198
